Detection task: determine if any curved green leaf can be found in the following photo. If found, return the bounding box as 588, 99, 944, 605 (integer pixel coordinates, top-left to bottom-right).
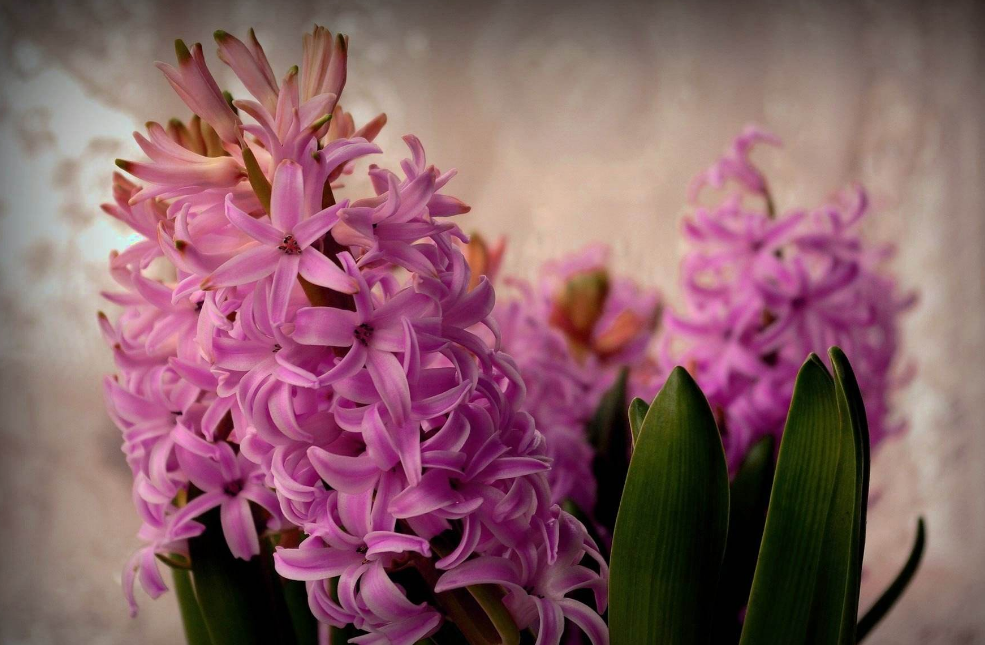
610, 366, 730, 645
713, 435, 775, 644
856, 517, 926, 642
740, 350, 869, 645
172, 568, 212, 645
189, 509, 297, 645
241, 145, 272, 212
283, 578, 319, 645
829, 346, 871, 642
628, 397, 649, 446
588, 368, 631, 532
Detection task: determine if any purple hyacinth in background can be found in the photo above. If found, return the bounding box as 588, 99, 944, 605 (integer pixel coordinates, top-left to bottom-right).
467, 239, 660, 524
658, 126, 915, 470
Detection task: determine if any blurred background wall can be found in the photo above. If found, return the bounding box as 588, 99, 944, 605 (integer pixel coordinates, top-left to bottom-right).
0, 0, 983, 642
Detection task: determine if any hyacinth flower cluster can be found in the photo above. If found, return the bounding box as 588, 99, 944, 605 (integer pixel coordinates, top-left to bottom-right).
465, 238, 660, 525
658, 126, 915, 470
100, 26, 607, 645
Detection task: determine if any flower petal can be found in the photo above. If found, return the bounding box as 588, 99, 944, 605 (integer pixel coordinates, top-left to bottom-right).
292, 307, 358, 347
360, 561, 425, 621
558, 599, 609, 645
271, 160, 305, 232
433, 556, 521, 593
221, 495, 261, 560
269, 254, 301, 324
298, 248, 360, 294
224, 194, 282, 245
294, 201, 346, 248
366, 349, 411, 427
275, 544, 361, 581
203, 244, 280, 289
308, 446, 380, 494
533, 598, 565, 645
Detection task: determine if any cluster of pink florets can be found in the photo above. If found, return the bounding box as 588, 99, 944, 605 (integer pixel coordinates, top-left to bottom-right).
101, 27, 606, 644
658, 127, 915, 469
487, 244, 660, 515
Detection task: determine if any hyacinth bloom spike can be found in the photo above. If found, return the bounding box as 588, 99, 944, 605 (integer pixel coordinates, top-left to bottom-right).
101, 24, 606, 644
660, 126, 913, 468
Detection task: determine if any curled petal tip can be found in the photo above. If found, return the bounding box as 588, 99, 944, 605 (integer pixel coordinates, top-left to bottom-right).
310, 113, 332, 131
174, 39, 192, 63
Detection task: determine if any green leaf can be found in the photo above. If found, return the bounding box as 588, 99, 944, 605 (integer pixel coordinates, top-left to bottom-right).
189, 509, 297, 645
829, 346, 871, 642
283, 578, 318, 645
610, 366, 730, 645
856, 517, 926, 642
588, 368, 631, 532
172, 567, 212, 645
740, 349, 869, 645
242, 145, 272, 212
713, 435, 775, 644
628, 397, 649, 446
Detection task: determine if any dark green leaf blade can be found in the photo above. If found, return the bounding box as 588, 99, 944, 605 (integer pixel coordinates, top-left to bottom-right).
628, 397, 649, 447
713, 434, 775, 644
282, 578, 319, 645
241, 145, 272, 212
189, 509, 297, 645
172, 567, 212, 645
856, 517, 926, 642
588, 368, 630, 532
828, 346, 871, 643
739, 354, 846, 645
610, 366, 730, 645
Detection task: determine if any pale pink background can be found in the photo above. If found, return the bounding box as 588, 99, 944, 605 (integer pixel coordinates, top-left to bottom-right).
0, 0, 983, 643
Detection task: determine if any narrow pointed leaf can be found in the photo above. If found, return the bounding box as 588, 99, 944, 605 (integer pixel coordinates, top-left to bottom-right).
588, 368, 630, 532
856, 517, 926, 642
173, 568, 213, 645
713, 435, 775, 644
242, 146, 272, 212
829, 346, 871, 642
740, 350, 868, 645
283, 578, 318, 645
189, 509, 297, 645
628, 397, 649, 446
610, 366, 730, 645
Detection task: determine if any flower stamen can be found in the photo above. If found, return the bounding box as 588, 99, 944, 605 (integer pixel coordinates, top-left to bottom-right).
278, 235, 302, 255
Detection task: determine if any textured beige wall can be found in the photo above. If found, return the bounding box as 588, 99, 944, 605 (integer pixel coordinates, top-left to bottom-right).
0, 0, 983, 642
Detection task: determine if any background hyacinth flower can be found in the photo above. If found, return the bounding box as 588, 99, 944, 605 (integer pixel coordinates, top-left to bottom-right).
100, 25, 607, 645
466, 237, 660, 536
658, 126, 915, 471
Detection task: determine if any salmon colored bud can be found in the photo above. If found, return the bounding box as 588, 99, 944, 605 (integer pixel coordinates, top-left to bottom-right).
463, 233, 506, 290
592, 309, 647, 358
549, 269, 610, 350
